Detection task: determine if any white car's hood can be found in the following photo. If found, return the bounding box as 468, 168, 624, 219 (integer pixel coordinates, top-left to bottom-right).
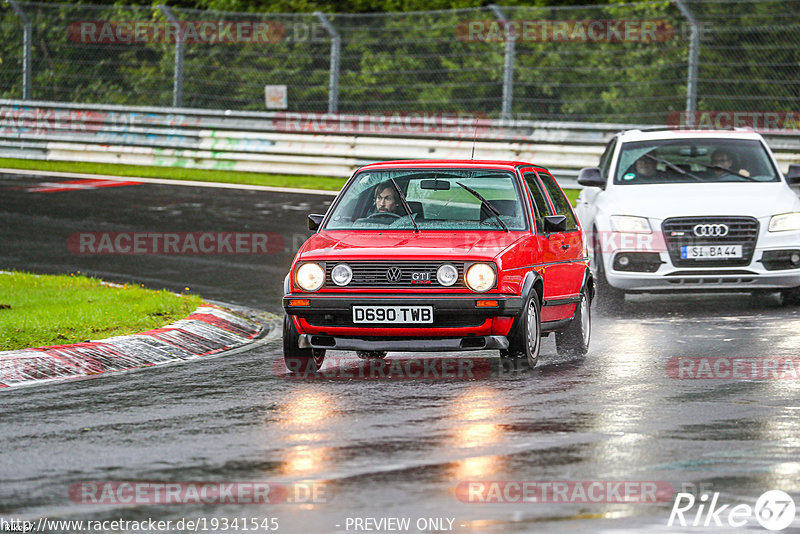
599, 182, 800, 220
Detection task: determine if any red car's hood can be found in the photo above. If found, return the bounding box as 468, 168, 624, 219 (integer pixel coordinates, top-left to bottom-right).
298, 231, 526, 260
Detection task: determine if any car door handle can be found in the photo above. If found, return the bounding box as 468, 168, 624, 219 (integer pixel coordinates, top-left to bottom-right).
562, 244, 570, 250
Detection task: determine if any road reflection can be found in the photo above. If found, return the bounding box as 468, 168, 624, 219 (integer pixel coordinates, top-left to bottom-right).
448, 387, 507, 480
275, 389, 338, 479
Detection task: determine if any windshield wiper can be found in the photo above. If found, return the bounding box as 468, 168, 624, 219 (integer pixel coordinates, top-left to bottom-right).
455, 181, 509, 232
691, 161, 757, 181
642, 153, 705, 182
389, 177, 420, 233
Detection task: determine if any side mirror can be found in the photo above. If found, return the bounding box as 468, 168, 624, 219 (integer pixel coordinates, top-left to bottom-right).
308, 214, 325, 231
786, 164, 800, 184
543, 215, 567, 234
577, 167, 606, 189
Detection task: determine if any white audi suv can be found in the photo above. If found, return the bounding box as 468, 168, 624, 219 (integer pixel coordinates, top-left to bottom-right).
575, 128, 800, 305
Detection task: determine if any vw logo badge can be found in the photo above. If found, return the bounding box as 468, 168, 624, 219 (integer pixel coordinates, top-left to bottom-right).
386, 267, 402, 282
693, 223, 729, 237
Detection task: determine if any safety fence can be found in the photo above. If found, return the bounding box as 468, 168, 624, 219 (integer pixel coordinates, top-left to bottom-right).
1, 0, 799, 123
2, 100, 800, 187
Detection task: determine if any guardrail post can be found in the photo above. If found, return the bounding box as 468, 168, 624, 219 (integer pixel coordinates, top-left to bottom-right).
7, 0, 32, 100
489, 5, 515, 121
159, 5, 184, 108
315, 12, 340, 114
673, 0, 699, 124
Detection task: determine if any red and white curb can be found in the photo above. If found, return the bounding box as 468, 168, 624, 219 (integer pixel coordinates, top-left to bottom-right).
0, 304, 269, 389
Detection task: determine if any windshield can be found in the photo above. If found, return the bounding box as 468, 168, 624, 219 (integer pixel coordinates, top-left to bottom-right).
614, 138, 779, 185
324, 169, 527, 231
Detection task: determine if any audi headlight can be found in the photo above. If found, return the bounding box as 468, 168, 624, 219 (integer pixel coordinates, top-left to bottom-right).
295, 263, 325, 291
769, 213, 800, 232
436, 264, 458, 287
465, 263, 496, 293
330, 263, 353, 286
610, 215, 652, 234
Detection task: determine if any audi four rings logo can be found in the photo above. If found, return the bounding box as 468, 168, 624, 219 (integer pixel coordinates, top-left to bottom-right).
386, 267, 402, 282
693, 223, 729, 237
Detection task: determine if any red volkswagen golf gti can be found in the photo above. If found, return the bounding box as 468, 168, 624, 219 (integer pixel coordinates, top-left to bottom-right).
282, 160, 593, 373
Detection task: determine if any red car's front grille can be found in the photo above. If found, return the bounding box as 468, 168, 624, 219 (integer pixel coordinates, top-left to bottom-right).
325, 261, 466, 288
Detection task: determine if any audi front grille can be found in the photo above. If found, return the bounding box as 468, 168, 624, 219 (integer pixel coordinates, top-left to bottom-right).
662, 216, 759, 267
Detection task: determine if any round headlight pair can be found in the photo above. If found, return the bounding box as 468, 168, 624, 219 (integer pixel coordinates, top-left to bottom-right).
465, 263, 496, 293
296, 262, 495, 292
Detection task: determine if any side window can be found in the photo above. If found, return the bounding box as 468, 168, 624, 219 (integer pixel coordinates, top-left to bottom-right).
523, 172, 554, 233
537, 171, 578, 232
599, 138, 617, 179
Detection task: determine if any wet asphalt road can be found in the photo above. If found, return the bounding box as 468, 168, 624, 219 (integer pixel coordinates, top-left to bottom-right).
1, 172, 800, 533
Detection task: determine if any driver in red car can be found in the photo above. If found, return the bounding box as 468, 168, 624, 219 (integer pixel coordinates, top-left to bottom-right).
374, 181, 403, 214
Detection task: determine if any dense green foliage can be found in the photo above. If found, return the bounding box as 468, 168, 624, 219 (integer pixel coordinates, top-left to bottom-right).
1, 0, 797, 122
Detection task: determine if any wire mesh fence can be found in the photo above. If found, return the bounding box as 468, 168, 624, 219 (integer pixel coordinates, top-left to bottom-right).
1, 0, 799, 124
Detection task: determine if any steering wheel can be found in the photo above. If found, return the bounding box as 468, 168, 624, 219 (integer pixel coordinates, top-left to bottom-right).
364, 211, 402, 221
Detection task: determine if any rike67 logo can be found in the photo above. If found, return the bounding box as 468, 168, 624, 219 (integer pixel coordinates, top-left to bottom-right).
668, 490, 796, 531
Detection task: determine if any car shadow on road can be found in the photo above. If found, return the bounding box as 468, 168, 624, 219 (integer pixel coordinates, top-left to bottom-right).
592, 290, 788, 320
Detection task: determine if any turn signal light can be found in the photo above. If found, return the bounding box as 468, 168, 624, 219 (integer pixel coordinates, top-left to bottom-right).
289, 299, 311, 306
476, 300, 498, 307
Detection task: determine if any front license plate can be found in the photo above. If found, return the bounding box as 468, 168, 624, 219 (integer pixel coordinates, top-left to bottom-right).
352, 305, 433, 324
681, 245, 743, 259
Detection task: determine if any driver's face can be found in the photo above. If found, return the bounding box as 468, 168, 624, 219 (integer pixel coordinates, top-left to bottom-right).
375, 187, 398, 213
636, 157, 656, 176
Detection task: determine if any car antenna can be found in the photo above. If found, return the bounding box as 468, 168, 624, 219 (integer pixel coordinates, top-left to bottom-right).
471, 125, 478, 160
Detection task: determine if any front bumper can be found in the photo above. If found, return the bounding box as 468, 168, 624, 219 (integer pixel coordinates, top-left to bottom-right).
283, 293, 524, 337
298, 334, 509, 352
605, 250, 800, 292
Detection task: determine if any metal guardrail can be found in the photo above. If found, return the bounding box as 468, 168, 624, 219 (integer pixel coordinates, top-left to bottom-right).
2, 99, 800, 188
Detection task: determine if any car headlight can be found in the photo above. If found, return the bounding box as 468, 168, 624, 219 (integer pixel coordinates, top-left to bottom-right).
465, 263, 496, 293
610, 215, 652, 234
436, 264, 459, 287
769, 213, 800, 232
330, 263, 353, 286
295, 263, 325, 291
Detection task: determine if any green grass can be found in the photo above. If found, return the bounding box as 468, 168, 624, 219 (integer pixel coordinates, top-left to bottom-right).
0, 271, 203, 351
0, 158, 347, 191
563, 187, 580, 207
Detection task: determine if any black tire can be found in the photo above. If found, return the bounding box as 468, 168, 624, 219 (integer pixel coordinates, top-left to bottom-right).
782, 286, 800, 306
504, 292, 542, 369
750, 290, 784, 307
592, 229, 625, 309
283, 315, 325, 374
555, 289, 591, 356
356, 351, 387, 359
